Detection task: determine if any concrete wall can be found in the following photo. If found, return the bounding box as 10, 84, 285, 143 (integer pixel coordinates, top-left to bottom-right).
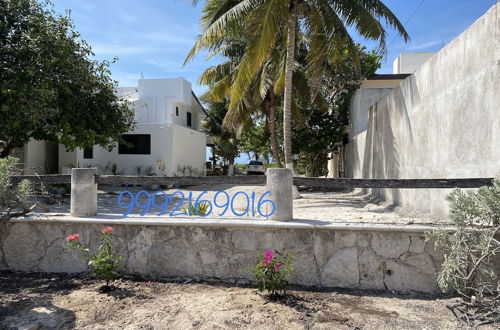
393, 52, 436, 74
344, 88, 393, 178
0, 217, 448, 293
170, 124, 207, 175
23, 140, 47, 174
345, 3, 500, 215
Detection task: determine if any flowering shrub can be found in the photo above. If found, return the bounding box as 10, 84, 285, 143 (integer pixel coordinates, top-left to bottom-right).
249, 250, 294, 298
66, 226, 121, 289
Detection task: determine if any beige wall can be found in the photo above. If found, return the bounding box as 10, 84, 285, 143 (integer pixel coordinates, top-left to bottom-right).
23, 140, 47, 174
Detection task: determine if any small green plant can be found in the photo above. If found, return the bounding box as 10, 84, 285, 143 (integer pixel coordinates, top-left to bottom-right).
0, 157, 34, 220
104, 162, 123, 175
156, 160, 167, 176
175, 165, 203, 177
183, 201, 210, 216
66, 226, 121, 291
426, 179, 500, 326
248, 250, 294, 299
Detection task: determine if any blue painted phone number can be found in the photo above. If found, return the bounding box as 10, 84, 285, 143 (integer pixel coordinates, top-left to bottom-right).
117, 190, 276, 217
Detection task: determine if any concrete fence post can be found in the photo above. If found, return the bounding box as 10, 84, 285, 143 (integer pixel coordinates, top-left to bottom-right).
70, 168, 97, 217
266, 168, 293, 221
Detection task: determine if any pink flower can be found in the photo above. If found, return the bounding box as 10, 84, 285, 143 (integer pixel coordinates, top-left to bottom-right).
274, 263, 282, 271
66, 234, 79, 242
263, 250, 273, 265
102, 227, 113, 234
146, 281, 153, 286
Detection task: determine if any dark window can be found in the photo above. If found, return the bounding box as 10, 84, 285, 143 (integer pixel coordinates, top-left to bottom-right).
83, 147, 93, 159
118, 134, 151, 154
249, 161, 263, 166
187, 111, 192, 127
176, 106, 179, 116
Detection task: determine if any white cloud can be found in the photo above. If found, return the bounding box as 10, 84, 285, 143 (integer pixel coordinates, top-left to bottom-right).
406, 40, 444, 51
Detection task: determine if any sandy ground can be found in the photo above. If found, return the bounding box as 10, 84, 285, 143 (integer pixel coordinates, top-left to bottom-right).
45, 184, 449, 225
0, 271, 475, 330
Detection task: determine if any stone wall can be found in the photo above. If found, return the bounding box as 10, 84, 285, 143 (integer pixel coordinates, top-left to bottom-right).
0, 217, 445, 293
343, 3, 500, 216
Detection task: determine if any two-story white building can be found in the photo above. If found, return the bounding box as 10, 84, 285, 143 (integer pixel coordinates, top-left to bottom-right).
21, 78, 208, 176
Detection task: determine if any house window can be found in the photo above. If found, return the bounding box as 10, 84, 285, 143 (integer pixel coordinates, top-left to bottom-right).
187, 111, 192, 127
83, 147, 93, 159
176, 106, 179, 116
118, 134, 151, 154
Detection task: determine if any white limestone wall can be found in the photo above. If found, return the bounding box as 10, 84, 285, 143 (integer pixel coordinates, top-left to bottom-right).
0, 217, 453, 293
344, 3, 500, 216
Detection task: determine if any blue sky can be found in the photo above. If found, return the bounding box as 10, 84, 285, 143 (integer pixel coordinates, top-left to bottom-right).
52, 0, 498, 97
51, 0, 498, 164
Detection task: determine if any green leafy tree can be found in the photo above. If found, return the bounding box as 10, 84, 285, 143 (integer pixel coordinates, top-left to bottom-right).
187, 0, 409, 172
292, 47, 381, 176
0, 0, 135, 157
202, 98, 239, 175
238, 120, 271, 162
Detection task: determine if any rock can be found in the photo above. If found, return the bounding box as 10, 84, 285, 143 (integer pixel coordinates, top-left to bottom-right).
372, 232, 410, 259
402, 254, 436, 275
409, 234, 426, 253
313, 230, 336, 267
320, 247, 359, 288
334, 231, 369, 249
289, 251, 320, 286
231, 230, 277, 251
3, 223, 45, 271
126, 227, 154, 275
358, 249, 385, 289
383, 260, 438, 293
148, 238, 202, 278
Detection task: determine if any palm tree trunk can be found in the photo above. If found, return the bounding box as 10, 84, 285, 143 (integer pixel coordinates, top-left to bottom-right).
267, 90, 282, 167
283, 0, 297, 171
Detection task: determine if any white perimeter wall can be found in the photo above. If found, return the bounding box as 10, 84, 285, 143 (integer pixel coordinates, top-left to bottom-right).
344, 3, 500, 216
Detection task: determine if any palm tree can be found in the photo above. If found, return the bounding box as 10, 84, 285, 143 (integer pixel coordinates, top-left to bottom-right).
186, 0, 409, 172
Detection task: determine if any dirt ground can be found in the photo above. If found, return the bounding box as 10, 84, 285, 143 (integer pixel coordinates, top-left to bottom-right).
0, 271, 479, 330
45, 184, 449, 226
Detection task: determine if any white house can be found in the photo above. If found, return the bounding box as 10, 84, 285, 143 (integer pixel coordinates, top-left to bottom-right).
21, 78, 208, 176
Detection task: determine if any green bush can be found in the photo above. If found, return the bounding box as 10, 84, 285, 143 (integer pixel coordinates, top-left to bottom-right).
0, 157, 33, 220
66, 227, 121, 290
248, 250, 294, 299
426, 179, 499, 325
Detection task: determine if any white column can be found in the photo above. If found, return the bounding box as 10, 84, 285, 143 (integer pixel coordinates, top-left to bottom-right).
70, 168, 97, 217
266, 168, 293, 221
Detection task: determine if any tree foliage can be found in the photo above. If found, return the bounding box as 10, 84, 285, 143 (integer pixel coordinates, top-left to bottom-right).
186, 0, 409, 170
0, 157, 33, 220
0, 0, 135, 157
202, 98, 239, 168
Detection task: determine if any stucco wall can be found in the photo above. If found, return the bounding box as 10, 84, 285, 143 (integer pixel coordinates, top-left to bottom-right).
345, 3, 500, 215
0, 217, 447, 293
170, 124, 207, 176
23, 140, 47, 174
344, 88, 393, 178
